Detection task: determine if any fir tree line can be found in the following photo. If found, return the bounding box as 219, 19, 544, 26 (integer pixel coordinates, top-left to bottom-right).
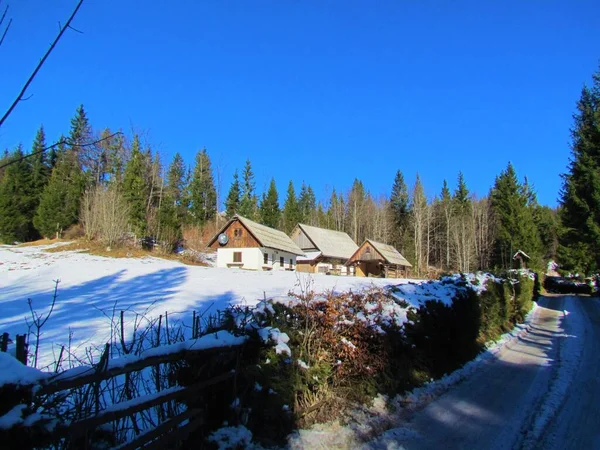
0, 104, 559, 275
558, 64, 600, 276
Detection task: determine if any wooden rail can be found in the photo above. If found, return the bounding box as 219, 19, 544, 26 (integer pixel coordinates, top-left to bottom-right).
1, 332, 246, 449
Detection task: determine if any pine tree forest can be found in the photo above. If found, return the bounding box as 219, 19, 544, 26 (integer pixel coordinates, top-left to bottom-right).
8, 93, 594, 277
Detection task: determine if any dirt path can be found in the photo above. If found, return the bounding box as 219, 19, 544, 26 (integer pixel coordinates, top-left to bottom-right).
366, 295, 600, 450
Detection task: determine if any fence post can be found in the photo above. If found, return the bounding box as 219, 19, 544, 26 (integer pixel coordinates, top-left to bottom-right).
16, 334, 27, 365
1, 332, 9, 352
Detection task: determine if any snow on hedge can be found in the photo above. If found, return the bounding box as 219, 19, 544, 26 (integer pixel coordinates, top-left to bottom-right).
0, 352, 49, 388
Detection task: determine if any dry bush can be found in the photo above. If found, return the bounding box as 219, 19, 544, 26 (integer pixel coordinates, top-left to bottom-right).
63, 223, 84, 240
182, 219, 224, 251
80, 185, 130, 247
182, 224, 203, 251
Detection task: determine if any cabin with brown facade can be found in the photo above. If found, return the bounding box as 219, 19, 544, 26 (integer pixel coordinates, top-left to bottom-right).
290, 224, 358, 275
207, 215, 304, 271
345, 239, 412, 278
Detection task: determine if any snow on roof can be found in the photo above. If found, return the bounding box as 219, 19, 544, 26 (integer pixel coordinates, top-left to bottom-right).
297, 251, 322, 262
296, 224, 358, 259
513, 250, 530, 260
236, 216, 305, 256
366, 239, 412, 267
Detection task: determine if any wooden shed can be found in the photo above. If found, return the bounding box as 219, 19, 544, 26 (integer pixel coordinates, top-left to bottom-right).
345, 239, 412, 278
290, 224, 358, 275
207, 215, 304, 271
513, 250, 530, 269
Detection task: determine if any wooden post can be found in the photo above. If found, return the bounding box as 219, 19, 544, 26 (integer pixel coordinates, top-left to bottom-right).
1, 332, 9, 352
16, 334, 27, 365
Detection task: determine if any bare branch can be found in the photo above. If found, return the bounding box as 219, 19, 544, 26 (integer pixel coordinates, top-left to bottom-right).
0, 17, 11, 48
0, 131, 123, 170
67, 24, 84, 34
0, 0, 85, 129
0, 5, 8, 28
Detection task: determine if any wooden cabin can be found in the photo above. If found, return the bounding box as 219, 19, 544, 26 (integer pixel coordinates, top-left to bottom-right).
207, 215, 304, 271
345, 239, 412, 278
290, 224, 358, 275
513, 250, 530, 269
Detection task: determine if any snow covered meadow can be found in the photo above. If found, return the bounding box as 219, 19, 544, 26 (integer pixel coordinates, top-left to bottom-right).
0, 243, 424, 368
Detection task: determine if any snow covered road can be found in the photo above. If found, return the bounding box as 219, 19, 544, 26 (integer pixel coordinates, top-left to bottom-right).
368, 295, 600, 450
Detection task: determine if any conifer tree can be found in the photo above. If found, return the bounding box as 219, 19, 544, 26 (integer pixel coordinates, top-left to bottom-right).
0, 146, 36, 242
239, 159, 258, 219
298, 182, 317, 224
558, 66, 600, 274
259, 178, 281, 228
68, 105, 99, 183
452, 172, 473, 272
34, 146, 85, 238
389, 170, 410, 251
166, 152, 189, 224
189, 148, 217, 225
490, 163, 542, 269
282, 180, 300, 233
100, 128, 125, 185
327, 188, 345, 231
347, 179, 367, 243
225, 170, 241, 219
31, 126, 50, 196
122, 135, 148, 236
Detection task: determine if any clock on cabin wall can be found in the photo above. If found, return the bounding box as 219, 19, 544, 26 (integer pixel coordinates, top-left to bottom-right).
218, 233, 229, 246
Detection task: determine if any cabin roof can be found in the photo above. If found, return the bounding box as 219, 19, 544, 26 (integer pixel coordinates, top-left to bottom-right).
208, 215, 304, 256
297, 251, 322, 262
513, 249, 530, 260
294, 224, 358, 259
347, 239, 412, 267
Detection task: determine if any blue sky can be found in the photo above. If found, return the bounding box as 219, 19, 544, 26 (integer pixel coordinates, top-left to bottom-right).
0, 1, 598, 207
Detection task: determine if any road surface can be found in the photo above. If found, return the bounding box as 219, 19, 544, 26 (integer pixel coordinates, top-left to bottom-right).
367, 295, 600, 450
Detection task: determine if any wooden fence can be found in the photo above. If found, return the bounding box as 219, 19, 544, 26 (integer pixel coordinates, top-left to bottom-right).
0, 332, 246, 449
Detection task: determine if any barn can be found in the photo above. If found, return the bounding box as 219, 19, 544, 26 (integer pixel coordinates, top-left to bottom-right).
345, 239, 412, 278
207, 215, 304, 271
290, 224, 358, 275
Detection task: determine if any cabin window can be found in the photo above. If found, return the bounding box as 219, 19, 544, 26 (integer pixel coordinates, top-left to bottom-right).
365, 247, 371, 255
233, 252, 242, 263
234, 228, 243, 238
280, 256, 284, 267
264, 253, 268, 264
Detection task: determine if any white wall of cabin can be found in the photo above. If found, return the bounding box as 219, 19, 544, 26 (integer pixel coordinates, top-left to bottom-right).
216, 247, 298, 271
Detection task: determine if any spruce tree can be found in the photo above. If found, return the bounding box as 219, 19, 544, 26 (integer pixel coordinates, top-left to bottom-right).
166, 152, 189, 224
298, 182, 317, 225
34, 147, 85, 238
490, 163, 542, 269
389, 170, 410, 250
225, 170, 241, 218
239, 159, 258, 219
189, 148, 217, 225
347, 179, 367, 243
259, 178, 281, 228
122, 135, 148, 236
68, 105, 98, 182
31, 126, 50, 200
0, 146, 36, 242
282, 180, 300, 233
558, 66, 600, 274
101, 128, 125, 185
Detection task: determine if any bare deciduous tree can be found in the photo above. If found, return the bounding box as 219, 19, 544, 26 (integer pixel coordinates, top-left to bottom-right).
80, 185, 130, 247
